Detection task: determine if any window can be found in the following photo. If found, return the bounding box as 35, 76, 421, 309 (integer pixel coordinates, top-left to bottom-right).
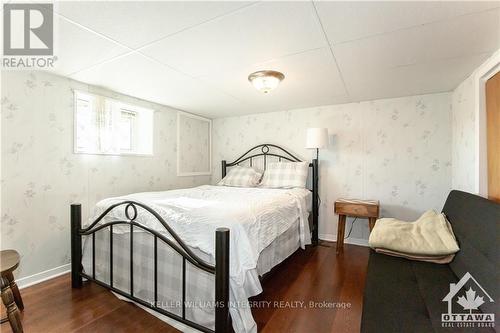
118, 110, 136, 152
74, 91, 153, 155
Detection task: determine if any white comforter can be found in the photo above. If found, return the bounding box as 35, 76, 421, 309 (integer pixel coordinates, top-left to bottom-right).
87, 185, 312, 333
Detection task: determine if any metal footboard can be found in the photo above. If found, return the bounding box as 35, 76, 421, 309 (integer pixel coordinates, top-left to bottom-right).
70, 202, 230, 333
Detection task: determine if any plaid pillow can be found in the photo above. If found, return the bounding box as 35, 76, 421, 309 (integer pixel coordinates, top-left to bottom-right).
218, 166, 262, 187
260, 162, 309, 188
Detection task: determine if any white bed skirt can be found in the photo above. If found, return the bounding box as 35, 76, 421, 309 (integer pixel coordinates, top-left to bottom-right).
83, 219, 302, 332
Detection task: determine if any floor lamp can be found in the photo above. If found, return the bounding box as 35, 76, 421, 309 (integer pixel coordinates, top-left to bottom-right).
305, 128, 329, 159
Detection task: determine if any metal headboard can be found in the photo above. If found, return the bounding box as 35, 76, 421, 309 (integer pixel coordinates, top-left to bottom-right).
221, 144, 319, 245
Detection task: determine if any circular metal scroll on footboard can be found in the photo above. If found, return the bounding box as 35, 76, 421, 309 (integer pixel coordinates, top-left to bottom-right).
125, 203, 138, 221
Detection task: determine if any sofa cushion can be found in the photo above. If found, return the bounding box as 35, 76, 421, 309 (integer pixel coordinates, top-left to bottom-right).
442, 190, 500, 317
361, 251, 495, 333
361, 251, 434, 333
409, 260, 494, 333
362, 191, 499, 333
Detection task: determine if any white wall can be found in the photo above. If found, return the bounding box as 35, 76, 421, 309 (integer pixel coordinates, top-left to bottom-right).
212, 93, 452, 243
1, 71, 210, 282
6, 60, 492, 283
451, 75, 477, 192
451, 50, 500, 195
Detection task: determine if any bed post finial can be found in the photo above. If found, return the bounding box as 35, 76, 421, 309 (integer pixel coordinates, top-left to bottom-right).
221, 160, 227, 178
215, 227, 230, 333
71, 204, 83, 288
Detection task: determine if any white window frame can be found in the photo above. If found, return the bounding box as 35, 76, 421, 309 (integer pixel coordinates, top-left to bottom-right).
73, 90, 154, 157
118, 109, 138, 153
177, 111, 212, 176
74, 91, 96, 153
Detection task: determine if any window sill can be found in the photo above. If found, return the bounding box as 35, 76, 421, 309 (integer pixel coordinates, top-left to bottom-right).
74, 151, 154, 157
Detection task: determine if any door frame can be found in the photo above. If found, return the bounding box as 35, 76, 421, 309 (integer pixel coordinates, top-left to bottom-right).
475, 52, 499, 197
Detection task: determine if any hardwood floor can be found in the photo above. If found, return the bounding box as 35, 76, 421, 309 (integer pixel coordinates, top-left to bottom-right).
252, 242, 369, 332
1, 243, 369, 333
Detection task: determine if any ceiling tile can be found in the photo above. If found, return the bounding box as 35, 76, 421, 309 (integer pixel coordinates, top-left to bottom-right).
334, 9, 499, 101
333, 9, 500, 73
340, 53, 492, 102
51, 14, 130, 76
15, 1, 498, 117
315, 0, 500, 44
200, 48, 349, 114
69, 53, 251, 118
141, 1, 328, 78
55, 1, 255, 49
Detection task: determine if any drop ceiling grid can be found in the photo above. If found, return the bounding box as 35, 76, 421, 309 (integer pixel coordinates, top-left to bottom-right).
329, 7, 500, 102
314, 1, 500, 46
55, 1, 258, 50
54, 2, 260, 77
17, 1, 500, 117
64, 1, 345, 116
53, 2, 263, 112
311, 0, 351, 104
139, 1, 330, 78
196, 47, 350, 112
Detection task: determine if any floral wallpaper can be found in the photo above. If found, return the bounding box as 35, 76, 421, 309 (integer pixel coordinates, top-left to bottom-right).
1, 71, 210, 280
212, 93, 453, 241
0, 70, 459, 280
450, 51, 499, 195
178, 113, 211, 174
451, 75, 476, 193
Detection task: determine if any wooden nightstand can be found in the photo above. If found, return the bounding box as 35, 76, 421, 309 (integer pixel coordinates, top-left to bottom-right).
334, 199, 380, 253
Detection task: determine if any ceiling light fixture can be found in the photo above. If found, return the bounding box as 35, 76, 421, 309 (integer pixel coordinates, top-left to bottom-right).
248, 70, 285, 94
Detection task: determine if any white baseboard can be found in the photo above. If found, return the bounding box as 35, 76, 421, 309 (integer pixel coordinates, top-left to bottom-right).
319, 233, 369, 247
17, 263, 71, 289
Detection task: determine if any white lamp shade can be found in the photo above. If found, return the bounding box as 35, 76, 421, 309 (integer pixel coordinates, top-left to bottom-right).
305, 128, 329, 149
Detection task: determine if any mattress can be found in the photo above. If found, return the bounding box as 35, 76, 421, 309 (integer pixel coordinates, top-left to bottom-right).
82, 185, 312, 333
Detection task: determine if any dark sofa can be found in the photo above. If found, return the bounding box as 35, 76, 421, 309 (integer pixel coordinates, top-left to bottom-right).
361, 190, 499, 333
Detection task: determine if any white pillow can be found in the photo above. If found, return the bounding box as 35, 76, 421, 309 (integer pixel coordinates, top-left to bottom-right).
260, 162, 309, 188
218, 166, 262, 187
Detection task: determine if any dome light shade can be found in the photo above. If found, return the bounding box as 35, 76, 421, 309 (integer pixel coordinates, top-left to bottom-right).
248, 70, 285, 93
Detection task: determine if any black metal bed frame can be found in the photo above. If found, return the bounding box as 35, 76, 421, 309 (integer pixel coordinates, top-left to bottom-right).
70, 144, 319, 333
222, 144, 319, 245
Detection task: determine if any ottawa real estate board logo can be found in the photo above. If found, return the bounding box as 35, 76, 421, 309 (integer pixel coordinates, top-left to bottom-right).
442, 272, 495, 329
2, 3, 56, 68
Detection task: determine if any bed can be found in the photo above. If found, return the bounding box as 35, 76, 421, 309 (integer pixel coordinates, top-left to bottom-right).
70, 144, 319, 333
